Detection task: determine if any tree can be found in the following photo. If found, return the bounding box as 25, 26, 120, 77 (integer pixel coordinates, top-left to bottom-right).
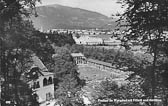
160, 41, 168, 89
92, 79, 144, 106
47, 32, 75, 47
0, 48, 40, 106
52, 46, 85, 106
117, 0, 168, 105
70, 44, 84, 53
27, 30, 55, 71
0, 0, 41, 105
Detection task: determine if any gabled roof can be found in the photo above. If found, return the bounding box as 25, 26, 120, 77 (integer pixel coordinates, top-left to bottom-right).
31, 54, 48, 72
27, 54, 54, 77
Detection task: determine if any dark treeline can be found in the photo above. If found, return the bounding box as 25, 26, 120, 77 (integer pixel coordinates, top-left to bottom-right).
21, 30, 76, 71
47, 31, 75, 46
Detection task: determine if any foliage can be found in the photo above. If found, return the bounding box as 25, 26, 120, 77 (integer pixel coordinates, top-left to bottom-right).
118, 0, 168, 32
0, 0, 40, 22
160, 41, 168, 88
117, 0, 168, 105
0, 20, 76, 105
69, 44, 168, 105
92, 79, 144, 106
0, 0, 42, 105
0, 1, 80, 106
0, 19, 40, 106
0, 48, 39, 106
48, 31, 75, 46
70, 44, 139, 68
52, 46, 85, 106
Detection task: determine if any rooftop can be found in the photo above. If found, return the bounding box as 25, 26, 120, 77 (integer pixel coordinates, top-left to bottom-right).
29, 54, 54, 77
71, 53, 85, 57
32, 55, 48, 72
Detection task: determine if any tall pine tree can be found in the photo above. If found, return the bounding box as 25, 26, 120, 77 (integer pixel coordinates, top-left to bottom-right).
0, 0, 41, 105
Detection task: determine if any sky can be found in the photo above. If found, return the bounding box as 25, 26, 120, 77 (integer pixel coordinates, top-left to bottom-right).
37, 0, 124, 17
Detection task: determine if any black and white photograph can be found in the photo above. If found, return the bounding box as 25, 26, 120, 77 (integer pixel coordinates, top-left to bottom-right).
0, 0, 168, 106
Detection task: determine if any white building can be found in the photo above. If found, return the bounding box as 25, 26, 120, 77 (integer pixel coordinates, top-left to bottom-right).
73, 36, 103, 45
71, 53, 87, 65
27, 55, 55, 106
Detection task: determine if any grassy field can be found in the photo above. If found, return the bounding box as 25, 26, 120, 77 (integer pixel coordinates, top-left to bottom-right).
78, 66, 121, 82
78, 65, 128, 101
78, 66, 111, 100
78, 66, 110, 81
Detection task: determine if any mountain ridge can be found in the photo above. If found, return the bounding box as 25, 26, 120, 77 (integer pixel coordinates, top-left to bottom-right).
38, 4, 109, 18
31, 4, 117, 30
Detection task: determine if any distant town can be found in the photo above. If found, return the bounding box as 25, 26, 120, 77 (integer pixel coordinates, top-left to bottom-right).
42, 28, 150, 53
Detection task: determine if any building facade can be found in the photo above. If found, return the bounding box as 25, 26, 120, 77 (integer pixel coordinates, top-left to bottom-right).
73, 36, 103, 45
71, 53, 87, 65
28, 69, 54, 105
28, 55, 55, 106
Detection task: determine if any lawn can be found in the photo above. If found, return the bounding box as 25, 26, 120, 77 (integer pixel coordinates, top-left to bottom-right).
78, 65, 129, 101
78, 66, 119, 81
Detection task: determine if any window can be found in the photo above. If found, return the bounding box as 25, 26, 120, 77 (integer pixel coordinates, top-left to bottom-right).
36, 81, 40, 88
48, 77, 53, 85
33, 81, 40, 89
43, 78, 47, 86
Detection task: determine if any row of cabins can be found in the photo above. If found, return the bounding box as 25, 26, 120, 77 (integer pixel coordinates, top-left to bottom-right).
71, 53, 128, 75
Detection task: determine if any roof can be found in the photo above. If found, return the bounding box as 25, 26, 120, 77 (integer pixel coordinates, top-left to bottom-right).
87, 58, 114, 68
32, 55, 48, 72
71, 53, 84, 57
29, 54, 54, 77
